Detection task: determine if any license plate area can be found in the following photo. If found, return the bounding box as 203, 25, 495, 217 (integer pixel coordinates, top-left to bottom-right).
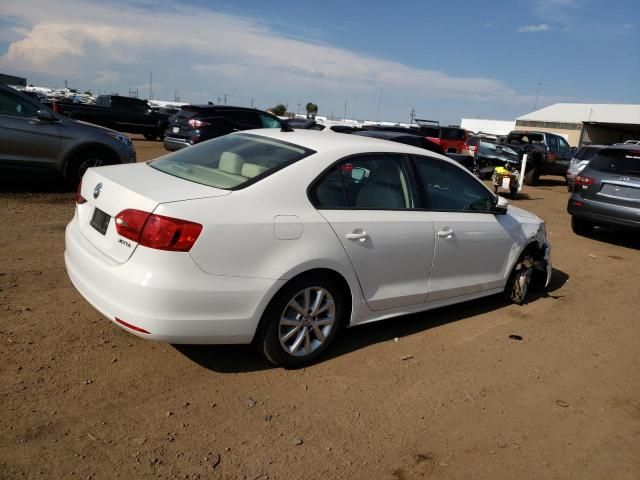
172, 126, 179, 133
90, 208, 111, 235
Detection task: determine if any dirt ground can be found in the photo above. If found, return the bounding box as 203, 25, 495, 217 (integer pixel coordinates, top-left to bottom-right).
1, 135, 639, 480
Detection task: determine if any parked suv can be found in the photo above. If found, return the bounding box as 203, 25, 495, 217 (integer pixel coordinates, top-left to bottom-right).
567, 145, 640, 234
0, 84, 136, 186
565, 144, 605, 191
163, 105, 283, 151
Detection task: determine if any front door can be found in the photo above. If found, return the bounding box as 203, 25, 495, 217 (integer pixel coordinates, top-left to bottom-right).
310, 154, 436, 311
412, 155, 516, 301
0, 88, 61, 172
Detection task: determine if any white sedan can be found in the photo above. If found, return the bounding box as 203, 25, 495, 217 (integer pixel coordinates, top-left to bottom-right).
65, 130, 551, 367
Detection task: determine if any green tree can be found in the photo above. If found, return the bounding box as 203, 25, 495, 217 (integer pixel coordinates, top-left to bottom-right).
272, 104, 287, 116
83, 90, 93, 96
305, 102, 318, 118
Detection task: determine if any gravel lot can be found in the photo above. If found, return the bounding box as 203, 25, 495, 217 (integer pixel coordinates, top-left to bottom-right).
1, 135, 639, 479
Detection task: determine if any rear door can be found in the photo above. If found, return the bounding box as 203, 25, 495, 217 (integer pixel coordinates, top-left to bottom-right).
0, 88, 61, 173
311, 154, 436, 311
412, 155, 516, 301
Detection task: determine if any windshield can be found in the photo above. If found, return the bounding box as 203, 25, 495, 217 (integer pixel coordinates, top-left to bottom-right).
574, 146, 600, 160
150, 133, 315, 189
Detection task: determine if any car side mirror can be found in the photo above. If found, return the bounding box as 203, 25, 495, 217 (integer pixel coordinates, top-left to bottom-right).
37, 109, 58, 122
494, 195, 509, 214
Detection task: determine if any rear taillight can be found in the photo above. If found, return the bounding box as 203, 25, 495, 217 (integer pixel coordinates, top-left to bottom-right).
188, 119, 211, 129
115, 209, 202, 252
574, 175, 595, 186
76, 179, 87, 204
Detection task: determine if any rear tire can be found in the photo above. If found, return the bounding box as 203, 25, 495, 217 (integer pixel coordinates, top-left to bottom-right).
256, 273, 346, 368
571, 216, 593, 236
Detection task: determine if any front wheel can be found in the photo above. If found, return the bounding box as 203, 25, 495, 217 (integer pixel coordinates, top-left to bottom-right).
256, 275, 345, 368
524, 166, 539, 186
505, 255, 535, 305
64, 149, 112, 188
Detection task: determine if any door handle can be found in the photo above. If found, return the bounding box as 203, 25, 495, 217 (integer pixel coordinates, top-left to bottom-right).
437, 228, 455, 239
345, 231, 368, 242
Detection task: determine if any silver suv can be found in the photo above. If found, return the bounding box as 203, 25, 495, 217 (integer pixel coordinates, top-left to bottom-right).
0, 84, 136, 187
567, 145, 640, 234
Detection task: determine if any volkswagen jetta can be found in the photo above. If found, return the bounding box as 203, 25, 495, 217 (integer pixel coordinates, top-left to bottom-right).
65, 130, 551, 367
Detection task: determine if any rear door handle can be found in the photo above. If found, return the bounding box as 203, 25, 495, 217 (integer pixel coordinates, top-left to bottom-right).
437, 228, 455, 239
345, 231, 368, 242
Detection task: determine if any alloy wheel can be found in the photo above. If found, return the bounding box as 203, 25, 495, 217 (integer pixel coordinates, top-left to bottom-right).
279, 287, 335, 357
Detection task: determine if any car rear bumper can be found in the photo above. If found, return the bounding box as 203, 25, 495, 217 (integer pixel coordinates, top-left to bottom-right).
64, 214, 283, 344
163, 136, 192, 151
567, 197, 640, 230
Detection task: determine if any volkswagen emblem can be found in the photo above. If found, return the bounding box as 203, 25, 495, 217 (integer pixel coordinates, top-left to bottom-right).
93, 182, 103, 199
620, 176, 630, 182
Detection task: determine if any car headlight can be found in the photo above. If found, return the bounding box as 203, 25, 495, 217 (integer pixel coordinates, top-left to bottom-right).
107, 132, 134, 149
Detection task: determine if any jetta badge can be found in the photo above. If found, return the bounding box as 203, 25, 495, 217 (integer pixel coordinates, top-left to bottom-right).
93, 182, 103, 199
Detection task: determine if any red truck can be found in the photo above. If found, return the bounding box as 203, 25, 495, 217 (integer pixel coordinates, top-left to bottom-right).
415, 119, 472, 154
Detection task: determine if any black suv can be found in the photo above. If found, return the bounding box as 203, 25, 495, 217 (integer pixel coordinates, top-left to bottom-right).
163, 105, 283, 151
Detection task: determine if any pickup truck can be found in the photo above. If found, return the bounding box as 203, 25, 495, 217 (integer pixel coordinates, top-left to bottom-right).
500, 130, 574, 185
46, 95, 171, 140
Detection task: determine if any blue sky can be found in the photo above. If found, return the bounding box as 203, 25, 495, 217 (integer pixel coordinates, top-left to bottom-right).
1, 0, 638, 123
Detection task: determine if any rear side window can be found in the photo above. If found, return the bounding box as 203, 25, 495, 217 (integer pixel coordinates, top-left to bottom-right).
440, 128, 465, 140
310, 155, 415, 210
589, 149, 640, 176
575, 146, 600, 160
151, 133, 314, 189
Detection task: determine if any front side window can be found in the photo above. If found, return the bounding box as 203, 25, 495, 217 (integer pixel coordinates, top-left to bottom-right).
414, 156, 494, 212
557, 136, 571, 151
311, 154, 415, 210
259, 114, 281, 128
151, 133, 314, 189
547, 135, 559, 150
0, 90, 38, 118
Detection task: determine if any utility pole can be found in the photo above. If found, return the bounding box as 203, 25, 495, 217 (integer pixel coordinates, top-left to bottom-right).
64, 80, 68, 90
376, 87, 384, 122
533, 82, 542, 110
250, 98, 254, 108
297, 101, 301, 115
344, 99, 348, 121
224, 94, 227, 105
409, 106, 416, 125
149, 70, 153, 100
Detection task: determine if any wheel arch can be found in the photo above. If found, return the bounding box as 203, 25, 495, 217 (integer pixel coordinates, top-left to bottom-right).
251, 267, 355, 344
62, 143, 120, 176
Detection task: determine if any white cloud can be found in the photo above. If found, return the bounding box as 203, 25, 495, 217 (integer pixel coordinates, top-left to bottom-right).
0, 0, 547, 120
517, 23, 552, 33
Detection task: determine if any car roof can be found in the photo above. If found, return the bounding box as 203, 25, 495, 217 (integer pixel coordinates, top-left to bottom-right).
185, 105, 264, 111
241, 129, 453, 162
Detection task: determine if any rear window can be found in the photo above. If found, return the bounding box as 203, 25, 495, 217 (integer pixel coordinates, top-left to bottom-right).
574, 146, 600, 160
440, 127, 466, 140
509, 133, 544, 144
589, 148, 640, 176
150, 133, 314, 189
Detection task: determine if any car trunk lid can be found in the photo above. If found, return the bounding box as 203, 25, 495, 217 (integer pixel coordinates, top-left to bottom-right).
76, 163, 230, 264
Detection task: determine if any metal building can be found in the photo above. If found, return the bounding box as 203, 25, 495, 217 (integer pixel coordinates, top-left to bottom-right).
515, 103, 640, 147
